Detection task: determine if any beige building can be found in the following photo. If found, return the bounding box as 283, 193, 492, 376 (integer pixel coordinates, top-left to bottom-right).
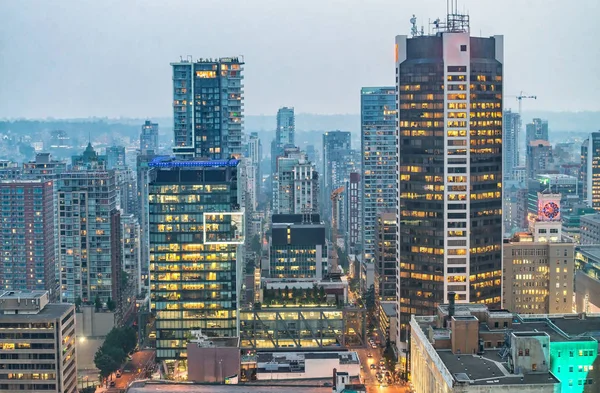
502, 192, 574, 314
0, 290, 77, 393
502, 234, 574, 314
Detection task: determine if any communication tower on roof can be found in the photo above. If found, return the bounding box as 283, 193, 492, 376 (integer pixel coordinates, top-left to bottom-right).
430, 0, 470, 34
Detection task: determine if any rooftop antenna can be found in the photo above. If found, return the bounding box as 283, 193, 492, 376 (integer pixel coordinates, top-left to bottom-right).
410, 15, 418, 37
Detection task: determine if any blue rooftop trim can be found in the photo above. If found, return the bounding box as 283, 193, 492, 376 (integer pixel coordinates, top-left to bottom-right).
148, 156, 240, 168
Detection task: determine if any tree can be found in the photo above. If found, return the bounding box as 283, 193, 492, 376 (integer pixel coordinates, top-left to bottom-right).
311, 284, 319, 302
319, 286, 326, 302
94, 351, 119, 380
75, 296, 82, 311
106, 297, 116, 312
94, 295, 102, 311
250, 235, 261, 253
284, 285, 290, 299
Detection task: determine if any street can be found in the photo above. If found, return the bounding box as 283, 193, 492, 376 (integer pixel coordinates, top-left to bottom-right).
356, 347, 408, 393
98, 349, 155, 392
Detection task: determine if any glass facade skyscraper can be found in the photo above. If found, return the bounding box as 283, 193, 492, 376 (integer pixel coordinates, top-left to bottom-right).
360, 87, 397, 263
171, 57, 244, 160
395, 29, 503, 340
149, 158, 244, 363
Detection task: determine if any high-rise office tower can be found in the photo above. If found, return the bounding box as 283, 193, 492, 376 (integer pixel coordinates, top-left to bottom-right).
346, 172, 361, 256
360, 87, 397, 264
276, 107, 295, 146
395, 18, 503, 339
0, 180, 55, 295
503, 109, 520, 180
140, 120, 159, 154
136, 153, 157, 295
246, 132, 262, 211
106, 145, 126, 170
271, 107, 295, 180
56, 146, 119, 303
273, 147, 319, 214
322, 131, 352, 222
376, 211, 397, 301
122, 213, 142, 295
149, 157, 244, 364
171, 57, 244, 160
581, 132, 600, 211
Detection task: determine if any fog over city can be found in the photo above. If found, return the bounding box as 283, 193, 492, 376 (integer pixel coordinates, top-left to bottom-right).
1, 0, 599, 118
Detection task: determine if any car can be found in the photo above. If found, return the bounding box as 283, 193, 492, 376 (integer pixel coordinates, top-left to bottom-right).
116, 371, 122, 378
323, 382, 332, 387
370, 364, 376, 370
380, 383, 388, 388
109, 381, 116, 387
379, 360, 385, 365
367, 353, 373, 358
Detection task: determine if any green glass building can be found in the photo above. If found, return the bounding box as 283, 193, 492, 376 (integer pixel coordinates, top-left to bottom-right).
149, 158, 244, 364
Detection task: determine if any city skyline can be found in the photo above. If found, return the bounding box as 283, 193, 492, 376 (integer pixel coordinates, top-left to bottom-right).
1, 0, 599, 118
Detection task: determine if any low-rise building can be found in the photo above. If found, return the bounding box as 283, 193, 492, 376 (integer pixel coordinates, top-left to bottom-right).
410, 299, 600, 393
186, 332, 240, 383
255, 351, 360, 381
0, 290, 77, 393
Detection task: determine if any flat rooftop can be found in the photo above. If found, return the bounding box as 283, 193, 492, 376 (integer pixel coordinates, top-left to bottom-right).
0, 303, 72, 322
127, 383, 330, 393
0, 290, 47, 300
436, 350, 559, 386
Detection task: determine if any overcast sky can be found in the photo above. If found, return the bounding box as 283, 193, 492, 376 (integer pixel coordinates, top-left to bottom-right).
0, 0, 598, 118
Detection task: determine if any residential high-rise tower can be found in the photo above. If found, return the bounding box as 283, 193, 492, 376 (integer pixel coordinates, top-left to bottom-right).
140, 120, 159, 154
171, 57, 244, 160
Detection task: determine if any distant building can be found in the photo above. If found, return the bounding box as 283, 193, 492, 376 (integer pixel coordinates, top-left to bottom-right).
322, 131, 352, 221
122, 214, 141, 295
581, 131, 600, 211
246, 132, 262, 211
273, 147, 319, 214
72, 142, 107, 169
0, 180, 55, 295
140, 120, 159, 154
525, 118, 549, 147
526, 174, 581, 218
0, 290, 77, 393
171, 57, 244, 159
22, 153, 67, 179
573, 245, 600, 313
527, 140, 554, 179
271, 107, 295, 180
503, 109, 520, 180
0, 160, 21, 179
106, 145, 126, 169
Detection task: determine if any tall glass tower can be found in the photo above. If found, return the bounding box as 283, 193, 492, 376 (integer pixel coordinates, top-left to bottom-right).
395, 20, 503, 341
149, 158, 244, 365
360, 87, 397, 264
171, 57, 244, 160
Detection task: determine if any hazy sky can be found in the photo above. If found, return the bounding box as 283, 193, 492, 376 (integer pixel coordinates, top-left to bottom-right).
0, 0, 598, 118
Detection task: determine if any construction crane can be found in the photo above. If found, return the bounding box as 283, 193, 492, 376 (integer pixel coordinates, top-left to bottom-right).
506, 91, 537, 165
